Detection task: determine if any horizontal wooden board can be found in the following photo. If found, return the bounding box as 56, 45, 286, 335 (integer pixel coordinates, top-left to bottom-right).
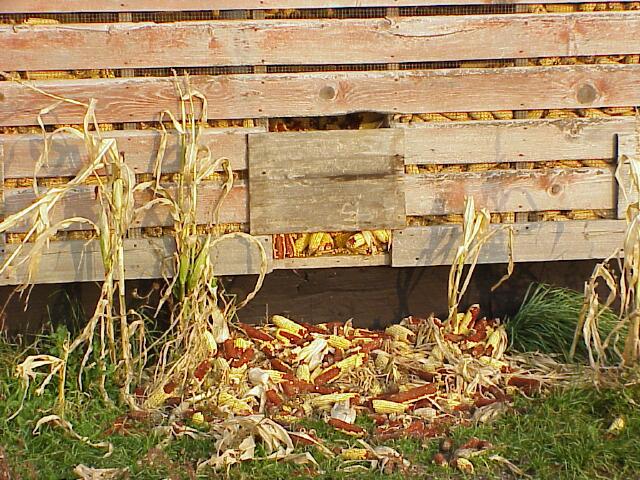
248, 130, 405, 234
0, 127, 259, 179
3, 182, 248, 232
2, 65, 639, 126
404, 166, 616, 215
0, 234, 272, 285
1, 0, 634, 12
3, 13, 640, 71
401, 117, 634, 165
392, 220, 626, 267
273, 254, 390, 270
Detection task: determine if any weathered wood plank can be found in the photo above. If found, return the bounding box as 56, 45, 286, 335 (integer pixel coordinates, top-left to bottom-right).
3, 182, 248, 232
400, 117, 634, 165
392, 220, 626, 267
616, 133, 639, 219
1, 0, 634, 12
2, 65, 639, 126
404, 166, 616, 215
0, 234, 272, 285
3, 13, 640, 71
273, 254, 390, 270
248, 130, 405, 234
0, 127, 259, 179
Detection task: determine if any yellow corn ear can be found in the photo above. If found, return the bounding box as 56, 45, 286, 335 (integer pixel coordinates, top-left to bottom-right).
203, 331, 218, 353
372, 230, 390, 244
327, 335, 352, 350
385, 324, 415, 343
545, 4, 575, 12
144, 388, 170, 409
311, 393, 358, 408
234, 338, 253, 350
294, 233, 311, 256
307, 232, 325, 255
372, 399, 407, 414
469, 111, 494, 121
192, 412, 206, 425
341, 448, 369, 460
335, 353, 365, 371
272, 315, 305, 335
492, 110, 514, 120
296, 364, 311, 383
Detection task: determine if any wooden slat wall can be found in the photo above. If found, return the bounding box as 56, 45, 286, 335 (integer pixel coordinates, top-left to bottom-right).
3, 14, 640, 71
2, 65, 640, 126
1, 0, 636, 13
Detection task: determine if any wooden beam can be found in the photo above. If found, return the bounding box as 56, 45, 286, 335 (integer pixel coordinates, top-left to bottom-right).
0, 127, 260, 179
3, 13, 640, 71
404, 166, 616, 215
0, 234, 272, 285
400, 117, 634, 165
2, 65, 640, 126
1, 0, 635, 13
616, 133, 639, 219
392, 220, 626, 267
248, 130, 405, 234
273, 254, 390, 270
3, 182, 248, 232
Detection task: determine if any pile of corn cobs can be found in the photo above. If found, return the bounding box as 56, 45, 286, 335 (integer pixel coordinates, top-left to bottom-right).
136, 305, 566, 473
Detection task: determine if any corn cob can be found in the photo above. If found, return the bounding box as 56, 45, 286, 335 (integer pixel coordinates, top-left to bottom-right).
233, 338, 253, 350
442, 112, 471, 121
312, 393, 358, 408
191, 412, 206, 425
144, 388, 171, 409
307, 232, 325, 255
372, 229, 391, 244
492, 111, 513, 120
327, 335, 352, 350
580, 3, 597, 11
296, 364, 311, 383
203, 331, 218, 353
418, 113, 450, 122
24, 17, 60, 25
385, 324, 415, 343
217, 392, 252, 413
544, 4, 575, 12
602, 107, 635, 116
578, 108, 609, 118
582, 159, 610, 168
468, 111, 494, 121
545, 109, 579, 119
335, 353, 366, 371
341, 448, 369, 460
272, 315, 306, 336
372, 399, 408, 414
567, 210, 599, 220
294, 233, 310, 256
526, 110, 545, 119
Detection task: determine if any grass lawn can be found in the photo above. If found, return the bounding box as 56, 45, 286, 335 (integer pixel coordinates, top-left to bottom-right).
1, 333, 639, 480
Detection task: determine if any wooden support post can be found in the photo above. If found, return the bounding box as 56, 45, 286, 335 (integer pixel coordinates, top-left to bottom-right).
386, 7, 401, 128
513, 4, 530, 224
616, 133, 638, 219
252, 9, 269, 131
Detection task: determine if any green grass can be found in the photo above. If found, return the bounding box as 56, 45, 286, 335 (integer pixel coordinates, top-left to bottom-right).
506, 283, 622, 362
2, 336, 640, 479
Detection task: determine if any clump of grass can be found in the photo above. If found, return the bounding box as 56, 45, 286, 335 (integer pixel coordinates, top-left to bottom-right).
507, 283, 620, 362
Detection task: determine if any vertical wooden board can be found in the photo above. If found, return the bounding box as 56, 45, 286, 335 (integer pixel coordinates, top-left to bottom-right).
391, 221, 627, 267
616, 133, 639, 219
248, 130, 406, 234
